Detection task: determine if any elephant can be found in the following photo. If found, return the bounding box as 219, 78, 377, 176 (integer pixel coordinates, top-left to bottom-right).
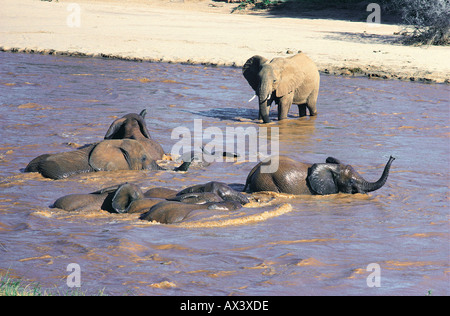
177, 147, 240, 168
244, 155, 395, 195
104, 109, 164, 161
25, 139, 191, 179
54, 181, 250, 224
139, 200, 243, 224
175, 181, 249, 205
53, 183, 165, 213
242, 53, 320, 123
140, 181, 250, 223
25, 111, 190, 179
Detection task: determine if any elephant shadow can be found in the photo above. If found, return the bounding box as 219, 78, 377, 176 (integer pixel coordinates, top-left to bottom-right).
184, 107, 303, 123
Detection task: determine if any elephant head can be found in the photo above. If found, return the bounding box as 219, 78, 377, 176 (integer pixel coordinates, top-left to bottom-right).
104, 109, 165, 161
243, 54, 320, 123
90, 139, 192, 173
89, 139, 155, 172
307, 156, 396, 195
243, 55, 272, 123
110, 183, 145, 213
176, 181, 249, 205
104, 109, 151, 140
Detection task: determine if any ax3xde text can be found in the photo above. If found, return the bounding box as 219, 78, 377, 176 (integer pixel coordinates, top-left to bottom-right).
180, 300, 269, 313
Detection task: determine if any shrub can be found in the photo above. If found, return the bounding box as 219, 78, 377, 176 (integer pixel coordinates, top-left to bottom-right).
384, 0, 449, 45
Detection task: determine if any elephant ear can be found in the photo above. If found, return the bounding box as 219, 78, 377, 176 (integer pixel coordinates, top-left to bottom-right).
275, 62, 305, 98
104, 113, 151, 140
89, 140, 137, 171
306, 163, 339, 195
242, 55, 268, 92
139, 109, 147, 118
104, 117, 127, 139
112, 183, 144, 213
326, 157, 342, 164
133, 113, 151, 139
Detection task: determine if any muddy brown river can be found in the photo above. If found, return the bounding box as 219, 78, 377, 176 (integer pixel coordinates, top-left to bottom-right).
0, 52, 448, 295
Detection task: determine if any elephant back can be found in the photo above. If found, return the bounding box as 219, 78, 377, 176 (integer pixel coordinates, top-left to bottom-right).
89, 139, 147, 171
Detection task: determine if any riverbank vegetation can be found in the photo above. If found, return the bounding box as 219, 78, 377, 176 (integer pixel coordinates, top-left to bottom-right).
0, 273, 47, 296
0, 273, 106, 296
229, 0, 449, 45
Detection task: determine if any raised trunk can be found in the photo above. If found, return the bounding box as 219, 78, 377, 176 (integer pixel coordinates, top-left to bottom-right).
361, 156, 395, 192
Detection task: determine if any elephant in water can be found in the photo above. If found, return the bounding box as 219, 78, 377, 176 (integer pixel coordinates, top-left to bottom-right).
25, 110, 190, 179
175, 181, 249, 205
104, 109, 164, 161
244, 155, 395, 195
177, 147, 240, 168
52, 183, 158, 213
53, 181, 250, 224
243, 53, 320, 123
139, 181, 250, 224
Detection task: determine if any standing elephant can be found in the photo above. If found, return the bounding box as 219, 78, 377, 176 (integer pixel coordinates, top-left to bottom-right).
244, 155, 395, 195
242, 53, 320, 123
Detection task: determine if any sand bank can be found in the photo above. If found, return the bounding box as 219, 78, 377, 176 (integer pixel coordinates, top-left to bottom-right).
1, 0, 448, 83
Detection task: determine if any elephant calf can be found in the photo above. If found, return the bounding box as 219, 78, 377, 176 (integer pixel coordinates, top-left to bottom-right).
243, 53, 320, 123
244, 155, 395, 195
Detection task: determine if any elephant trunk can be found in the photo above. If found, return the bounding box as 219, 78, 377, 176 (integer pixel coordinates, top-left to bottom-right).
258, 79, 272, 123
360, 156, 395, 192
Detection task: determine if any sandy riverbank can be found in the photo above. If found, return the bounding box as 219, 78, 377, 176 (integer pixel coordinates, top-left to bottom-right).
1, 0, 449, 83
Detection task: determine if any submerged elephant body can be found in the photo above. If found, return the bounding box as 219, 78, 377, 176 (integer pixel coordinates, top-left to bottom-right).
26, 139, 163, 179
54, 182, 249, 224
243, 53, 320, 123
53, 183, 162, 214
139, 182, 248, 224
25, 111, 190, 179
104, 110, 164, 161
176, 181, 249, 205
245, 155, 395, 195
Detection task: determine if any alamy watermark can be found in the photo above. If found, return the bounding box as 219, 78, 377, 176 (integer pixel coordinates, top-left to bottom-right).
366, 263, 381, 287
66, 263, 81, 288
67, 3, 81, 28
366, 3, 381, 26
171, 119, 280, 173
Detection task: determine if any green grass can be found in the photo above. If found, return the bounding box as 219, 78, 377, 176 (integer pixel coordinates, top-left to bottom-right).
0, 273, 43, 296
0, 273, 106, 296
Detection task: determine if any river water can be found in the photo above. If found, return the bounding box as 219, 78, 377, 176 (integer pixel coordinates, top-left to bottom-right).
0, 52, 448, 296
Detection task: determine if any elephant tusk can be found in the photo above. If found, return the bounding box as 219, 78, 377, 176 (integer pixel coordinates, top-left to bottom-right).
248, 95, 257, 102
